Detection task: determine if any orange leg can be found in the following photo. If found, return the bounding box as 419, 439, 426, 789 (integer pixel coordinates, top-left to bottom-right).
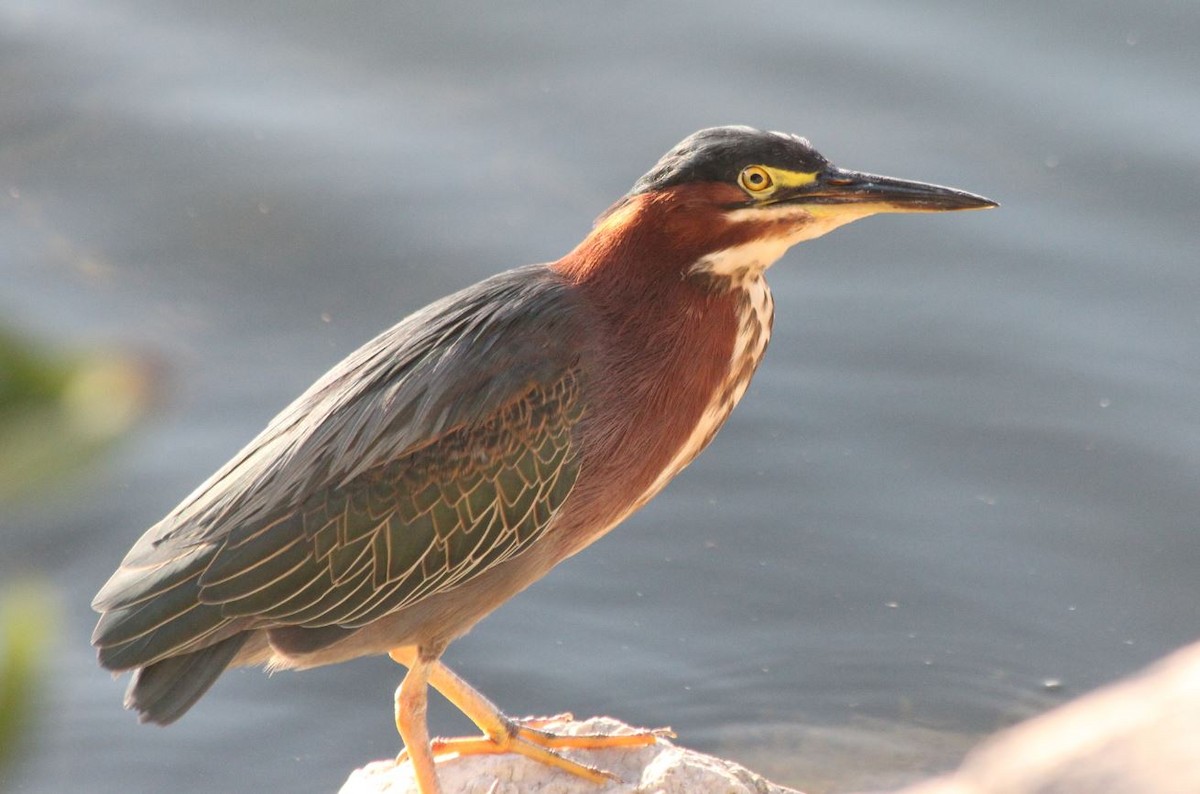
393, 650, 442, 794
388, 647, 671, 787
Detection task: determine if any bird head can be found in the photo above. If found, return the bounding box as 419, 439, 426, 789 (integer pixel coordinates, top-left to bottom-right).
559, 126, 996, 286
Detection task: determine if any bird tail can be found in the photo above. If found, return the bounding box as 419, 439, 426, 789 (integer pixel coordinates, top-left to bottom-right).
91, 538, 251, 723
123, 633, 248, 725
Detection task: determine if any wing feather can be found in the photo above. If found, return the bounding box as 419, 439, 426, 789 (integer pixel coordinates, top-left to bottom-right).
203, 369, 583, 628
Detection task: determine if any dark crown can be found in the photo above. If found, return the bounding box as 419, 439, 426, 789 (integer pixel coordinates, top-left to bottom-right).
630, 126, 828, 195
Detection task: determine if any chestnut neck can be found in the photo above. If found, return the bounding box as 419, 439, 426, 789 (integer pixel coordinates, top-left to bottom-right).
547, 187, 765, 542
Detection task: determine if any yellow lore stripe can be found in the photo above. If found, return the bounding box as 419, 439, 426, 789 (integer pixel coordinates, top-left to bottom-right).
765, 168, 819, 188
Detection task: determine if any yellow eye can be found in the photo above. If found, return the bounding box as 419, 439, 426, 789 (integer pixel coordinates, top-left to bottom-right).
739, 165, 773, 193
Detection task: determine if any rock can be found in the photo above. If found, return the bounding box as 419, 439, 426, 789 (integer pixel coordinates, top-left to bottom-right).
892, 640, 1200, 794
339, 715, 804, 794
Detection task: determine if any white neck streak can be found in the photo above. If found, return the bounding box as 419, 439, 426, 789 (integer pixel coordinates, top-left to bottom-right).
690, 203, 878, 278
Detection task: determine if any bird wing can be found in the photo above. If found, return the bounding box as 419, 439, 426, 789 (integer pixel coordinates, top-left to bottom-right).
93, 265, 589, 666
198, 368, 582, 628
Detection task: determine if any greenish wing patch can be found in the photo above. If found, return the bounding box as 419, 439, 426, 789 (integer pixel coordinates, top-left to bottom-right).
198, 371, 583, 629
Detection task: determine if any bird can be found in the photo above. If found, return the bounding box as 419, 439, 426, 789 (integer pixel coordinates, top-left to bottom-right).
92, 126, 995, 793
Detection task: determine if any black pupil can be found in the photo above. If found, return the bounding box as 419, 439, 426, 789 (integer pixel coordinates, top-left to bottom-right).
749, 172, 763, 184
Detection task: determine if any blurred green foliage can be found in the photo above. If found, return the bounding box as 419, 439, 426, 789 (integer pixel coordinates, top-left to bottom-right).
0, 326, 157, 780
0, 326, 157, 503
0, 582, 57, 779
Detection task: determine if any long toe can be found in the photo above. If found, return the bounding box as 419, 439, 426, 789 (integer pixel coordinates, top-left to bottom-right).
429, 735, 616, 785
511, 718, 673, 751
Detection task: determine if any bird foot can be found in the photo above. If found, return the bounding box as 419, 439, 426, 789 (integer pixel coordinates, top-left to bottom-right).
398, 716, 671, 785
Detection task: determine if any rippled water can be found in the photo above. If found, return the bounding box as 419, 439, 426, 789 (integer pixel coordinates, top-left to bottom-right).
3, 2, 1198, 792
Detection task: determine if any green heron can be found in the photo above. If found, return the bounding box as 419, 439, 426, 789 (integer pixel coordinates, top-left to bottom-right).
92, 126, 995, 793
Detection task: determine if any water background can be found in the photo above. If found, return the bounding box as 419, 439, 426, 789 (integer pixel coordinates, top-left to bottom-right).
3, 1, 1198, 792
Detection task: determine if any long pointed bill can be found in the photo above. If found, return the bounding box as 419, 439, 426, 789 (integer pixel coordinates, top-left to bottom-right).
784, 166, 998, 213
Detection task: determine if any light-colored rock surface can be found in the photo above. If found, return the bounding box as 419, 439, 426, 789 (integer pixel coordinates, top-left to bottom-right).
894, 640, 1200, 794
339, 715, 804, 794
